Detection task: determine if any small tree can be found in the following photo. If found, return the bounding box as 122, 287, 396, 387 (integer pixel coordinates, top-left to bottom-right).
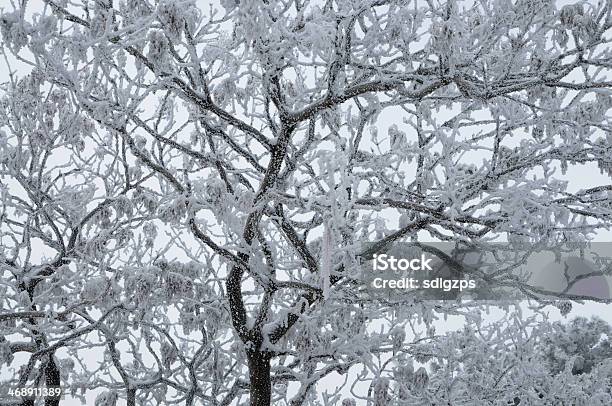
411, 313, 612, 405
1, 0, 611, 405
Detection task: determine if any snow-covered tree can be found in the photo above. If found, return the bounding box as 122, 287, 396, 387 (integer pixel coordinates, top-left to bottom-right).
402, 312, 612, 405
1, 0, 611, 405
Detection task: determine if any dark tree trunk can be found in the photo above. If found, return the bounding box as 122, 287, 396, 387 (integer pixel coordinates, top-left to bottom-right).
247, 351, 271, 406
22, 397, 35, 406
127, 388, 136, 406
44, 355, 61, 406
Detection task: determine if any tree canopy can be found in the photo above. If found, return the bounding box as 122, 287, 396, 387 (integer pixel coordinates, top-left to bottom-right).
0, 0, 611, 405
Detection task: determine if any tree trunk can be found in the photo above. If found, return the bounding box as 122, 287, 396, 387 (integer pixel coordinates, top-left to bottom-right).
127, 388, 136, 406
44, 355, 61, 406
247, 351, 271, 406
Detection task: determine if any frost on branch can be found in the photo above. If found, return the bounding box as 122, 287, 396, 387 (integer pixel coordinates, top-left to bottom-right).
95, 390, 118, 406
